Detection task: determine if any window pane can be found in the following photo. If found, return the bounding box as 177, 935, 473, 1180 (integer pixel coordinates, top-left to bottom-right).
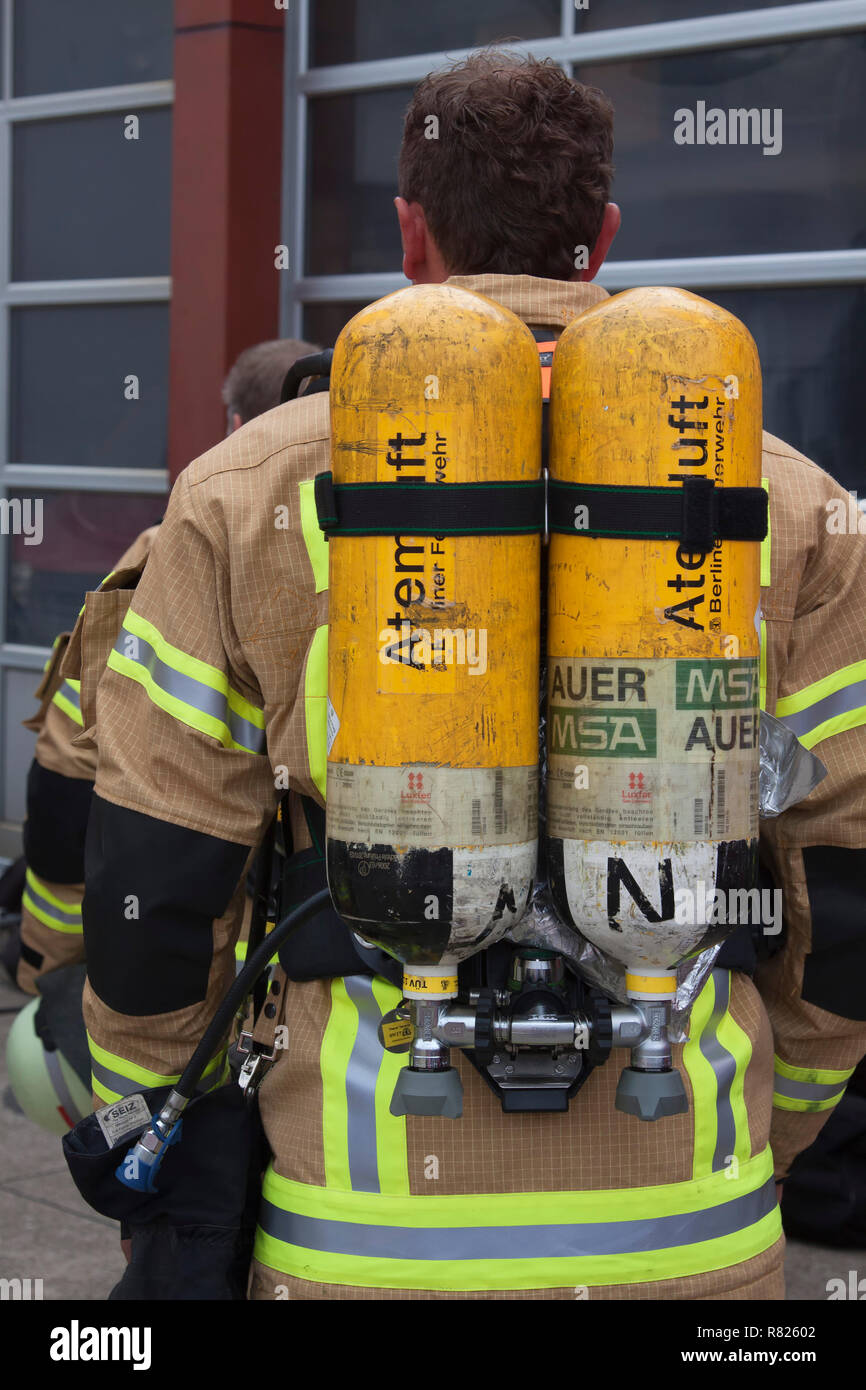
312, 0, 559, 67
694, 285, 865, 494
307, 89, 409, 276
302, 301, 369, 348
13, 0, 173, 97
9, 304, 169, 470
12, 110, 172, 280
575, 0, 802, 31
580, 35, 866, 258
4, 491, 165, 646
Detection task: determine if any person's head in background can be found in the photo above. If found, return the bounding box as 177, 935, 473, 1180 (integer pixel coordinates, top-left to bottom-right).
395, 50, 619, 287
222, 337, 320, 434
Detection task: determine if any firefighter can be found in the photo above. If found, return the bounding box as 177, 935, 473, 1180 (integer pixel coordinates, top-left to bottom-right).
12, 337, 317, 1002
75, 52, 866, 1299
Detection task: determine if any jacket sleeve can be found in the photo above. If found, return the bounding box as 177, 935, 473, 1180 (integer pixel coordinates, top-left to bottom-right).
16, 527, 162, 996
15, 634, 92, 993
80, 469, 277, 1106
756, 475, 866, 1179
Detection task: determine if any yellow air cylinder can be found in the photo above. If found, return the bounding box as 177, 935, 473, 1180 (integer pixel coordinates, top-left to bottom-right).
547, 286, 763, 1002
326, 283, 541, 999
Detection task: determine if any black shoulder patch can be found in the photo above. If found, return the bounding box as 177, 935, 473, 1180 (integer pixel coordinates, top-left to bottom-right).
801, 846, 866, 1021
84, 794, 249, 1015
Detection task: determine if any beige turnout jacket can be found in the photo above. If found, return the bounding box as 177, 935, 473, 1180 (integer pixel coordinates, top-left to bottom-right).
72, 276, 866, 1300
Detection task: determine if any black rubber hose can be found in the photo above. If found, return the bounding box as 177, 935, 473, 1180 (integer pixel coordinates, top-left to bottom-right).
174, 888, 332, 1101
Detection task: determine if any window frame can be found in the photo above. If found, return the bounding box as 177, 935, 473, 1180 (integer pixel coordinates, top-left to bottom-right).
280, 0, 866, 335
0, 0, 172, 838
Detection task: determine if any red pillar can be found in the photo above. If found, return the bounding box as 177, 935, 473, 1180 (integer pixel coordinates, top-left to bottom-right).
168, 0, 285, 478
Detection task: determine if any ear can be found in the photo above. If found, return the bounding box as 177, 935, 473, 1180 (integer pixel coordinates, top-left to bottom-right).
231, 411, 243, 434
394, 197, 449, 284
581, 203, 621, 282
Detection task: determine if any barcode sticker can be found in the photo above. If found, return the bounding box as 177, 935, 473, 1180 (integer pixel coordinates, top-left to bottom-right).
494, 769, 504, 836
716, 768, 727, 835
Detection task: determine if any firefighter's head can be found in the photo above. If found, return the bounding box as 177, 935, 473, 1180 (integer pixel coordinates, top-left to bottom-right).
396, 49, 619, 287
222, 337, 320, 434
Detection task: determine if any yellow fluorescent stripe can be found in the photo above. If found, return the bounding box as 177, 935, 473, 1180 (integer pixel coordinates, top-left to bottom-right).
772, 1091, 845, 1114
320, 979, 355, 1191
107, 649, 260, 754
91, 1075, 120, 1105
715, 1002, 753, 1167
267, 1148, 774, 1227
773, 1056, 854, 1085
760, 477, 771, 588
759, 619, 768, 713
52, 690, 84, 727
254, 1208, 781, 1291
123, 607, 264, 729
87, 1033, 223, 1089
25, 869, 81, 914
22, 892, 83, 935
370, 975, 409, 1196
775, 657, 866, 719
299, 479, 329, 594
791, 707, 866, 751
305, 625, 328, 799
682, 974, 715, 1181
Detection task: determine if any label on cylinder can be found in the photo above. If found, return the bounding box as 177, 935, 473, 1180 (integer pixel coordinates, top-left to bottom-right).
328, 763, 537, 848
548, 656, 758, 843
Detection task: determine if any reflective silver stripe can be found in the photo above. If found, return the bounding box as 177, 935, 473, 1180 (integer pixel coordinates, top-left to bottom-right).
44, 1048, 86, 1127
701, 969, 737, 1173
778, 676, 866, 740
112, 626, 265, 753
343, 976, 384, 1194
56, 680, 81, 712
773, 1073, 847, 1104
23, 877, 82, 931
259, 1177, 777, 1261
90, 1054, 224, 1100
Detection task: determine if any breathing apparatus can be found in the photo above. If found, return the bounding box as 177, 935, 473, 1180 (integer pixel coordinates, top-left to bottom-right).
316, 281, 768, 1122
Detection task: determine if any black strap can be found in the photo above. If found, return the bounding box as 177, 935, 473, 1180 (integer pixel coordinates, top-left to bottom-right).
314, 470, 544, 537
247, 816, 277, 1022
548, 476, 768, 550
280, 350, 334, 404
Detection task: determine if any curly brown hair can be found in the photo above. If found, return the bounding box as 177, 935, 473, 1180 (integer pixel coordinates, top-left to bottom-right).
398, 50, 614, 281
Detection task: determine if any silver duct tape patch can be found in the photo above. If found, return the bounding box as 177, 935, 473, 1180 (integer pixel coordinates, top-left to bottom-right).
95, 1093, 152, 1149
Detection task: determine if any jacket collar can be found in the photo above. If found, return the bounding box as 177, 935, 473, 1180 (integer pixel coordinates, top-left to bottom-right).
443, 273, 609, 334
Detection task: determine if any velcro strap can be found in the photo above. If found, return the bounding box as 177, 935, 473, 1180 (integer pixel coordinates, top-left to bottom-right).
549, 477, 768, 549
314, 470, 544, 536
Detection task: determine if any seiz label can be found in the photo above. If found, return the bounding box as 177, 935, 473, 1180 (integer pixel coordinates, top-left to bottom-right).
95, 1092, 152, 1149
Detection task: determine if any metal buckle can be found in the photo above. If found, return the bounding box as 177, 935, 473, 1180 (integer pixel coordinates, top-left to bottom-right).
236, 1030, 278, 1100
